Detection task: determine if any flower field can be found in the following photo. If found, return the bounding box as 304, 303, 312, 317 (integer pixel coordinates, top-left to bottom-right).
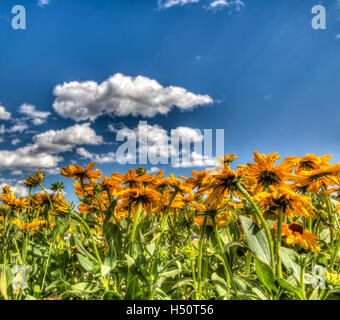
0, 152, 340, 300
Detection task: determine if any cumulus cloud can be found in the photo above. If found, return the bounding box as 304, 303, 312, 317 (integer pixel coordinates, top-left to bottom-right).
0, 181, 29, 197
76, 147, 115, 164
0, 123, 103, 171
0, 147, 62, 171
53, 73, 213, 121
19, 103, 51, 125
0, 105, 11, 120
117, 122, 216, 167
31, 123, 103, 154
157, 0, 200, 9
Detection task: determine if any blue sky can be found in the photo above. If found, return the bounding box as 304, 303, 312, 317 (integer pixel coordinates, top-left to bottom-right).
0, 0, 340, 202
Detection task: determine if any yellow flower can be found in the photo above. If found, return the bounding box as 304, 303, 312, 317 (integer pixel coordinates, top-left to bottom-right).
198, 167, 240, 203
61, 162, 102, 182
117, 187, 162, 216
325, 270, 340, 286
274, 222, 320, 252
285, 154, 332, 174
0, 191, 28, 209
13, 218, 46, 232
23, 170, 45, 188
53, 195, 72, 216
254, 185, 316, 219
241, 151, 295, 191
290, 164, 340, 193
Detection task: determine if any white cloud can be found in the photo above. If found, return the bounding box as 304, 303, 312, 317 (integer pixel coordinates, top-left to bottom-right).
45, 167, 61, 175
336, 34, 340, 40
0, 123, 103, 171
31, 122, 103, 154
118, 122, 216, 167
149, 167, 161, 173
7, 123, 28, 133
11, 139, 21, 145
0, 147, 62, 171
0, 105, 11, 120
38, 0, 51, 7
172, 151, 216, 168
53, 73, 213, 121
0, 182, 28, 197
76, 147, 116, 164
158, 0, 200, 9
19, 103, 51, 125
206, 0, 245, 12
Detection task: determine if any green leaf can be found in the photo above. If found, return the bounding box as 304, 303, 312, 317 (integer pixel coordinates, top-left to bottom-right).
73, 235, 97, 263
71, 282, 98, 294
102, 290, 122, 300
240, 216, 271, 265
276, 278, 305, 300
279, 247, 301, 282
153, 288, 171, 300
255, 257, 277, 294
103, 240, 117, 270
0, 264, 9, 300
77, 254, 94, 272
125, 275, 139, 300
211, 272, 228, 297
101, 264, 111, 277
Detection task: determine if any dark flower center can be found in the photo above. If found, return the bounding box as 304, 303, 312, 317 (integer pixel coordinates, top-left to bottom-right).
288, 223, 304, 235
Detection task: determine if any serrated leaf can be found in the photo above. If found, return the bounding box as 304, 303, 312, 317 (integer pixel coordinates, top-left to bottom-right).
240, 216, 271, 265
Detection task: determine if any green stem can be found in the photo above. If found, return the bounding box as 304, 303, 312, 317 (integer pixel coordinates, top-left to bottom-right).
71, 212, 109, 291
197, 216, 207, 300
276, 208, 284, 277
212, 216, 239, 299
129, 203, 143, 254
236, 182, 275, 272
156, 190, 178, 249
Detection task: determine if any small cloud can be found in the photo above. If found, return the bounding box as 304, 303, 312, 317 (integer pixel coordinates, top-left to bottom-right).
265, 94, 273, 101
157, 0, 200, 10
195, 56, 202, 60
7, 123, 28, 133
38, 0, 51, 7
19, 103, 51, 125
11, 138, 21, 145
205, 0, 245, 13
149, 167, 161, 174
76, 147, 116, 164
335, 34, 340, 40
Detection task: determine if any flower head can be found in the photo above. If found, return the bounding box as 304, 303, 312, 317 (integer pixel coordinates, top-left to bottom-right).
61, 162, 101, 182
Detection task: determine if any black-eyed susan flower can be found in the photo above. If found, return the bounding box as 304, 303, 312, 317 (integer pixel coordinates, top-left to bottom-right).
61, 162, 102, 182
285, 154, 332, 174
254, 185, 316, 219
274, 221, 320, 252
240, 151, 295, 191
